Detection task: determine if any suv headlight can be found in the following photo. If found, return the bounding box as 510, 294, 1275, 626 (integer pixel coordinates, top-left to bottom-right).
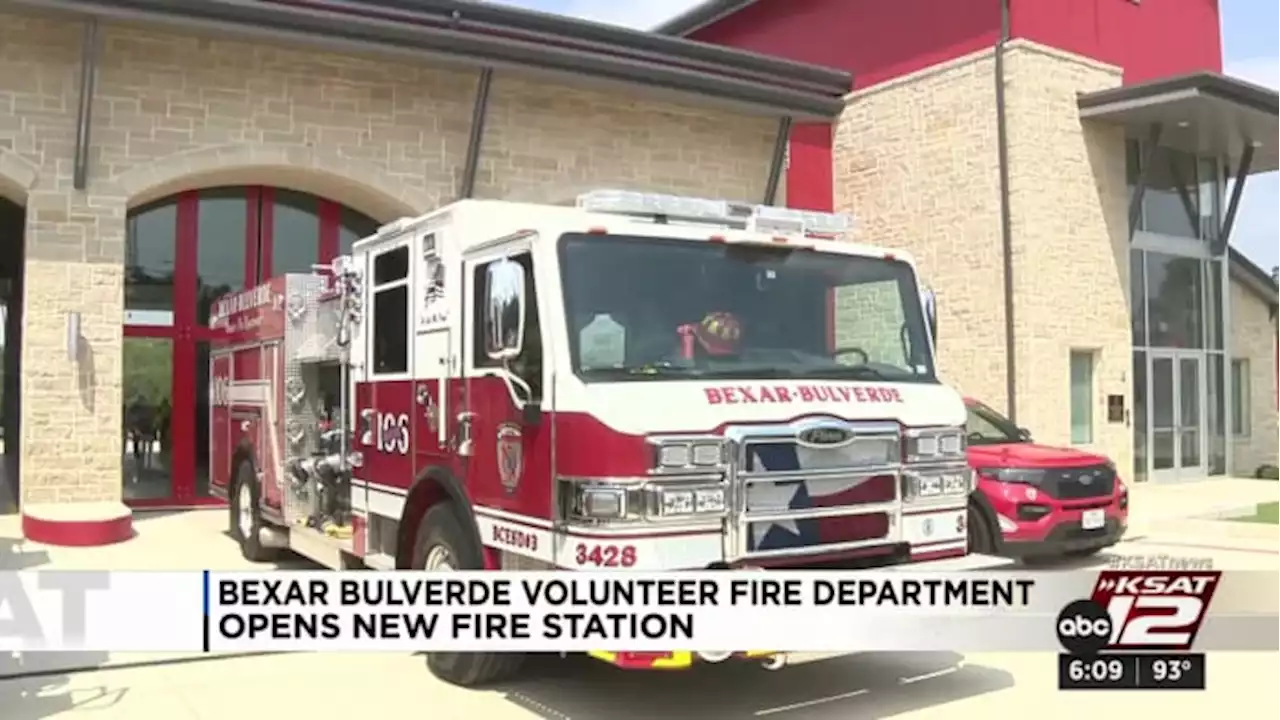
904, 470, 971, 500
978, 468, 1046, 486
904, 428, 966, 463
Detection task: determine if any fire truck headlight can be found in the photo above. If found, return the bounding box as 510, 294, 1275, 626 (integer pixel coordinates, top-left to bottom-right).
650, 438, 726, 471
655, 486, 725, 517
657, 444, 692, 468
904, 472, 969, 500
577, 487, 627, 520
942, 472, 969, 495
903, 428, 965, 463
690, 443, 723, 466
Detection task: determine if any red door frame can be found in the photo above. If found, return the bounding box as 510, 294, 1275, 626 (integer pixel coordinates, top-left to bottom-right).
124, 186, 354, 509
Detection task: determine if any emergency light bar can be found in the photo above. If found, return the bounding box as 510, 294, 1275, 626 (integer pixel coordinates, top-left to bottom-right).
576, 189, 854, 236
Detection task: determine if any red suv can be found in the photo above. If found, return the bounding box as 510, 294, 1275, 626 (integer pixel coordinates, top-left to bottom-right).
964, 398, 1128, 561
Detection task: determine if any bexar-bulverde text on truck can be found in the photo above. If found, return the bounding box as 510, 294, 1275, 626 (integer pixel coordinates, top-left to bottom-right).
207, 190, 1011, 686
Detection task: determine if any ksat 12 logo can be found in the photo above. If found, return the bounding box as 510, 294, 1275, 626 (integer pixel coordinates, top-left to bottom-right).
1056, 571, 1221, 655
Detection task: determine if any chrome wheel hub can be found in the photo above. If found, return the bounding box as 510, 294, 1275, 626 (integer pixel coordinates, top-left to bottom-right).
424, 545, 455, 571
237, 481, 254, 540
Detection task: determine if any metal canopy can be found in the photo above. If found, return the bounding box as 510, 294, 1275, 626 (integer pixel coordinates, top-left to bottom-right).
1078, 72, 1279, 174
1086, 72, 1280, 253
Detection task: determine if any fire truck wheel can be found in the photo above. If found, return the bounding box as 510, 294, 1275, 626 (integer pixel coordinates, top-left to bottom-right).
414, 502, 525, 687
966, 500, 997, 556
231, 460, 277, 563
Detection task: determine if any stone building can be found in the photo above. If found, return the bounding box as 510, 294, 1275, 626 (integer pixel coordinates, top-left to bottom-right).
661, 0, 1279, 485
0, 0, 848, 539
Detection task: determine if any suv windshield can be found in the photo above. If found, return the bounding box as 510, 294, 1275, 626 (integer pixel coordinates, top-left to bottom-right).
558, 233, 937, 383
966, 401, 1025, 445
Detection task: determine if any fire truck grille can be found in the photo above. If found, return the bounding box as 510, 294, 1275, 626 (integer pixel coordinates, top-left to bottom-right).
1043, 464, 1116, 500
731, 425, 902, 559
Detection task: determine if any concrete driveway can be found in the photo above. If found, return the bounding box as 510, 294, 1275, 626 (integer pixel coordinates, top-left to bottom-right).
2, 479, 1276, 720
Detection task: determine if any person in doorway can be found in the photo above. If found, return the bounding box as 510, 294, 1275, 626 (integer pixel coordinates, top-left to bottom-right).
155, 398, 172, 460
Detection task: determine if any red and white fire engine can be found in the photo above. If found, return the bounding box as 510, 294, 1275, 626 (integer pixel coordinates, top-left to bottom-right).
208, 189, 1010, 685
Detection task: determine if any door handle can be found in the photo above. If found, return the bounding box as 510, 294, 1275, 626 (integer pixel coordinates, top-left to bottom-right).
456, 412, 477, 457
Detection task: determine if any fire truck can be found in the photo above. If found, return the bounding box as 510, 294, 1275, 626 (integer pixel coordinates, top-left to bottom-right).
207, 189, 1011, 686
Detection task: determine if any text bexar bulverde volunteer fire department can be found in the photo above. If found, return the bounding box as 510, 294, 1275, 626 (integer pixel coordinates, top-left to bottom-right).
218, 576, 1036, 608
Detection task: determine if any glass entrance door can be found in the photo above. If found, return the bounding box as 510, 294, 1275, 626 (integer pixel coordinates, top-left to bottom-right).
123, 187, 381, 508
1149, 351, 1206, 482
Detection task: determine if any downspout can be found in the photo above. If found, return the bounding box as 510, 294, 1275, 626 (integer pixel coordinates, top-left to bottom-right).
995, 0, 1017, 422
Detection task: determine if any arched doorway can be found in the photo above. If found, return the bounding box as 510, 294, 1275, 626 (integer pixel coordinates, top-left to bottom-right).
123, 186, 380, 507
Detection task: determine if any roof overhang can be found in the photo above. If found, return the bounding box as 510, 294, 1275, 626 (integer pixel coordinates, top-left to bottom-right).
1078, 72, 1279, 173
652, 0, 760, 36
1, 0, 850, 120
1228, 247, 1279, 311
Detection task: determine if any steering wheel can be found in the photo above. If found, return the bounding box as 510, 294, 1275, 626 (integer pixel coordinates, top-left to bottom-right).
832, 346, 870, 365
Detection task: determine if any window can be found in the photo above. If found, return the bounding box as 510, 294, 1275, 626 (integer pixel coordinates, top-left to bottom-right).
1231, 358, 1250, 437
965, 401, 1023, 446
271, 189, 321, 277
472, 253, 543, 397
1070, 350, 1095, 444
371, 246, 410, 375
557, 233, 935, 383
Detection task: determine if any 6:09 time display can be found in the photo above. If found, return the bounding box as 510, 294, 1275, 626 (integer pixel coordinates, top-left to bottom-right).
1058, 653, 1206, 691
1060, 655, 1130, 689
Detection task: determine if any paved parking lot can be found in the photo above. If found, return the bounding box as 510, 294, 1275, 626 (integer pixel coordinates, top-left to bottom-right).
2, 480, 1277, 720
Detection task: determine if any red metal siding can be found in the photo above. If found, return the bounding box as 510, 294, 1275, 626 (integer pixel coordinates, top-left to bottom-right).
690, 0, 1001, 214
690, 0, 1001, 91
688, 0, 1221, 214
1012, 0, 1222, 82
788, 123, 833, 212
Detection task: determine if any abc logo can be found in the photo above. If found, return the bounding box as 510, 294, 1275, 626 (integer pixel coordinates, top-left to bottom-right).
1056, 599, 1112, 655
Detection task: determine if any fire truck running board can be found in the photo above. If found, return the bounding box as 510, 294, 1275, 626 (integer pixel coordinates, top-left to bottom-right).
886, 552, 1015, 572
288, 526, 353, 571
257, 526, 289, 550
363, 552, 396, 571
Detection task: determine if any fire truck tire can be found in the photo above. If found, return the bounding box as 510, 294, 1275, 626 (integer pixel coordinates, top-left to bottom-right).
414, 502, 525, 687
966, 499, 997, 556
231, 460, 278, 563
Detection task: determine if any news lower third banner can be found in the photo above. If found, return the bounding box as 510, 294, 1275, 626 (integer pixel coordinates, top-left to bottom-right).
0, 570, 1276, 653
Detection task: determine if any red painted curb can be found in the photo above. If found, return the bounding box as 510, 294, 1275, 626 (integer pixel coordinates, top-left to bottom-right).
22, 511, 134, 547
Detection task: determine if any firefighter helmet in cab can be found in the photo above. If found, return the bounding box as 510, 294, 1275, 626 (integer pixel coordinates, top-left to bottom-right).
692, 311, 742, 356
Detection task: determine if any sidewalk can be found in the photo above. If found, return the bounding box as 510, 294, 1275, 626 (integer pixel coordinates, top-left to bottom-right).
1, 509, 309, 679
1124, 476, 1279, 537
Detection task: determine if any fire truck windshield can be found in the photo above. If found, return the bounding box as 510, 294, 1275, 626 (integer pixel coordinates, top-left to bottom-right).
558, 233, 937, 384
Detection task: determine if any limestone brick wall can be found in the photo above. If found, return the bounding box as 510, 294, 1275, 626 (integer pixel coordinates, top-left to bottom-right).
833, 41, 1133, 476
833, 50, 1006, 405
1229, 281, 1279, 475
1002, 43, 1132, 477
0, 9, 779, 506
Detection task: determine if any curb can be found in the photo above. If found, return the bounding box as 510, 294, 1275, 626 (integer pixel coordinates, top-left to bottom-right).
1192, 504, 1267, 521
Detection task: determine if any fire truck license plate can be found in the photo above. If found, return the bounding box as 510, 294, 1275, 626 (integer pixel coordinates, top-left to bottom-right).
1081, 509, 1105, 530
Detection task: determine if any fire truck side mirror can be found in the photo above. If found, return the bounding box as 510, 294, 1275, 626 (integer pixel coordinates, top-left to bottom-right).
921, 287, 937, 345
484, 258, 526, 362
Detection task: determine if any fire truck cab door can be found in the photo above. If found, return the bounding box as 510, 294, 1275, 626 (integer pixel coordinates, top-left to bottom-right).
461, 234, 547, 516
354, 240, 416, 506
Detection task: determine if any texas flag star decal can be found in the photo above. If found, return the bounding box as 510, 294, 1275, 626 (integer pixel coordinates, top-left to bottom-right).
746, 444, 895, 551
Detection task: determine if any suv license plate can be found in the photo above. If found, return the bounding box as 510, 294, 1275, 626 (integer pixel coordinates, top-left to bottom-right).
1081, 509, 1106, 530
